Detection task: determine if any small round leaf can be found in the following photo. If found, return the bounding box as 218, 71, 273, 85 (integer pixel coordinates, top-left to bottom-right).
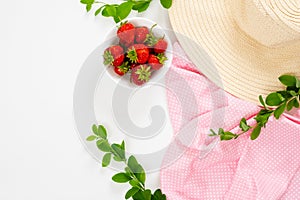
279, 75, 297, 87
266, 93, 284, 106
112, 173, 131, 183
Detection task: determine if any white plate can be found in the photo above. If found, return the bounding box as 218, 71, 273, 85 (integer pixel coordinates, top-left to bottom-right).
103, 17, 173, 88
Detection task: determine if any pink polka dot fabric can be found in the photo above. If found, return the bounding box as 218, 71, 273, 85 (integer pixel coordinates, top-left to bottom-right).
160, 43, 300, 200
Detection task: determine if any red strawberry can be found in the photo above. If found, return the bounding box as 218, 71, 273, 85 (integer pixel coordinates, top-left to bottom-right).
114, 66, 125, 76
103, 45, 125, 67
117, 22, 135, 47
135, 26, 149, 43
148, 53, 167, 70
131, 65, 152, 86
154, 39, 168, 53
144, 24, 168, 53
127, 44, 150, 64
130, 63, 137, 69
113, 62, 130, 76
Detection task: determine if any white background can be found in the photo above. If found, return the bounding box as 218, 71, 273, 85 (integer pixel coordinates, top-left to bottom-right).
0, 0, 173, 199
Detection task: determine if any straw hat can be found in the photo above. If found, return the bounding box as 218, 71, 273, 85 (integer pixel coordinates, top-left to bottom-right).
169, 0, 300, 104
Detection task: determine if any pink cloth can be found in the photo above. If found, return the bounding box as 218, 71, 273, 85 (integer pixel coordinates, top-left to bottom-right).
160, 43, 300, 200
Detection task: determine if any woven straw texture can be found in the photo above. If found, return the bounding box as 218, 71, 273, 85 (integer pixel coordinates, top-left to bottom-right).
169, 0, 300, 104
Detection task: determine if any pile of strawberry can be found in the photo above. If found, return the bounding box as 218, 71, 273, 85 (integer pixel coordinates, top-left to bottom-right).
103, 21, 168, 86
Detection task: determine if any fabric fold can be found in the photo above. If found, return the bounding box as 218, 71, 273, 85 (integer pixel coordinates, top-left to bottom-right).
160, 43, 300, 200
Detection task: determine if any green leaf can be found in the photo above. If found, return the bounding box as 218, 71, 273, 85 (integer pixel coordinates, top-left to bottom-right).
86, 4, 92, 12
160, 0, 172, 9
112, 172, 132, 183
121, 140, 125, 150
266, 92, 284, 106
255, 109, 273, 126
92, 124, 98, 135
95, 6, 105, 16
239, 118, 251, 132
133, 189, 152, 200
289, 90, 297, 96
277, 90, 292, 99
80, 0, 94, 5
287, 99, 295, 111
98, 125, 107, 139
294, 98, 300, 108
106, 5, 117, 16
251, 125, 262, 140
220, 132, 237, 141
125, 187, 140, 199
102, 153, 112, 167
296, 78, 300, 88
113, 156, 124, 162
259, 95, 267, 109
125, 167, 131, 174
209, 129, 217, 136
274, 102, 286, 119
129, 179, 140, 187
279, 75, 297, 87
111, 144, 125, 160
218, 128, 225, 135
135, 167, 146, 184
114, 2, 134, 23
128, 156, 140, 173
132, 1, 151, 12
102, 5, 117, 17
86, 135, 97, 141
96, 140, 111, 152
152, 189, 167, 200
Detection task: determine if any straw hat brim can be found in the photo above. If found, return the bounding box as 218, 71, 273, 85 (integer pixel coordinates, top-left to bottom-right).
169, 0, 300, 104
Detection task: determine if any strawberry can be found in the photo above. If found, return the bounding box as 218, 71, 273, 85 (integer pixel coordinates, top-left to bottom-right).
144, 24, 158, 47
131, 65, 152, 86
148, 53, 167, 70
114, 66, 125, 76
144, 24, 168, 53
127, 44, 150, 64
117, 22, 135, 47
135, 26, 149, 43
154, 39, 168, 53
103, 45, 125, 67
114, 62, 130, 76
130, 63, 137, 69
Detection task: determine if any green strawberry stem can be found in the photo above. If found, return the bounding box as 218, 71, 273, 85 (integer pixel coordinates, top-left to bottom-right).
103, 50, 114, 65
136, 65, 151, 82
145, 24, 159, 46
127, 47, 138, 63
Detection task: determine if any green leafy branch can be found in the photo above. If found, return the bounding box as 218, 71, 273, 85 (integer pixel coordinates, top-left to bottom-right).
80, 0, 173, 23
86, 124, 167, 200
210, 75, 300, 141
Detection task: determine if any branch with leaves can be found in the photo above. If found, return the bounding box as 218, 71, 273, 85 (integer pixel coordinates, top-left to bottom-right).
80, 0, 173, 23
210, 75, 300, 141
87, 124, 167, 200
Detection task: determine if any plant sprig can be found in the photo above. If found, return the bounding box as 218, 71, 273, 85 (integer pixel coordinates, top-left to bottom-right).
80, 0, 173, 23
87, 124, 167, 200
210, 75, 300, 141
